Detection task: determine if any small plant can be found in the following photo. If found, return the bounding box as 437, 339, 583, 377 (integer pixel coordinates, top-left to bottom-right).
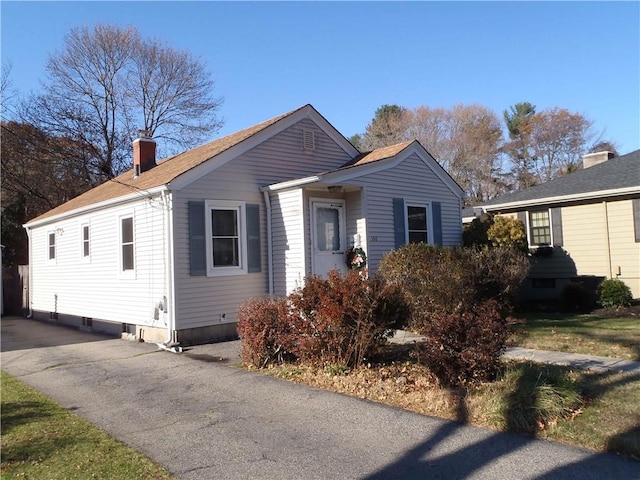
487, 216, 528, 254
561, 282, 595, 313
493, 363, 584, 433
237, 296, 295, 367
412, 300, 510, 386
598, 279, 633, 309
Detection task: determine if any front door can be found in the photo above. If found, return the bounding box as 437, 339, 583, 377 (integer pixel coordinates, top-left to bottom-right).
311, 199, 347, 277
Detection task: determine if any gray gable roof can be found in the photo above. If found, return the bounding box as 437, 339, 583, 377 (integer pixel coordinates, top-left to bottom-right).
480, 149, 640, 210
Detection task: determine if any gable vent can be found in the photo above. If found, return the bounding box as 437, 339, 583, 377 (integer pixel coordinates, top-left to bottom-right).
302, 129, 315, 153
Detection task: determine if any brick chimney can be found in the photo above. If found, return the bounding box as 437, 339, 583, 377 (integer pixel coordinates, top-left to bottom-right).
133, 130, 156, 176
582, 151, 614, 169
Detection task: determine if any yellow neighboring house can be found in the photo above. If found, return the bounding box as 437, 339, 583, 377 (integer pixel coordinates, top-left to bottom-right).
471, 150, 640, 301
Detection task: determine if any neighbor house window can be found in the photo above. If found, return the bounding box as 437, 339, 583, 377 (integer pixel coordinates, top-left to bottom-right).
407, 204, 429, 243
82, 224, 90, 259
529, 210, 551, 246
205, 200, 247, 276
48, 232, 56, 261
121, 217, 134, 271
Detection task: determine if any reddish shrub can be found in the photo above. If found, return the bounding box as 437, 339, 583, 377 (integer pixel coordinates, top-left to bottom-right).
237, 296, 295, 367
412, 300, 509, 386
288, 270, 409, 368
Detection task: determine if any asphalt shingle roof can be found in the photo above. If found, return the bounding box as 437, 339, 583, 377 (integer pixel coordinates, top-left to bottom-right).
481, 149, 640, 208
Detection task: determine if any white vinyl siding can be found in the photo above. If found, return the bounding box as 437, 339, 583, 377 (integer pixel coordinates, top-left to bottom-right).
272, 189, 306, 296
342, 153, 462, 272
172, 118, 351, 329
28, 198, 167, 327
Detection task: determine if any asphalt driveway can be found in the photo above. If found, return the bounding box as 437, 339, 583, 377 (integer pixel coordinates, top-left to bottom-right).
1, 317, 638, 480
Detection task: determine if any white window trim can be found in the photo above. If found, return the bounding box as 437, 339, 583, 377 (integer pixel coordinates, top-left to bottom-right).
81, 222, 90, 262
405, 202, 433, 244
47, 230, 56, 264
205, 200, 247, 277
118, 214, 135, 279
526, 209, 553, 247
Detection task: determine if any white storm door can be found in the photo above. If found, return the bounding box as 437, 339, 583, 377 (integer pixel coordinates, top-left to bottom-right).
311, 200, 347, 277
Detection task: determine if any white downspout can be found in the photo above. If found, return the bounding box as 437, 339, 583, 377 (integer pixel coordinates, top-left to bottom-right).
262, 189, 274, 297
159, 190, 181, 352
26, 227, 33, 318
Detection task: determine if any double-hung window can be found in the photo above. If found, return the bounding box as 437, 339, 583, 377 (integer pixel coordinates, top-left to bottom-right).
48, 232, 56, 261
205, 200, 247, 276
529, 210, 551, 246
121, 217, 134, 272
407, 204, 429, 244
81, 224, 90, 259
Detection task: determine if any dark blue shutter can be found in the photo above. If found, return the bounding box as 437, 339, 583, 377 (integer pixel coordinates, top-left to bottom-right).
432, 201, 443, 245
551, 207, 563, 247
393, 198, 406, 249
246, 203, 261, 273
188, 201, 206, 276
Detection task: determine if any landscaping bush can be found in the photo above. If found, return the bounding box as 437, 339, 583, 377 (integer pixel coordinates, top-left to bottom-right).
377, 243, 465, 328
561, 282, 595, 312
486, 216, 528, 254
237, 296, 295, 367
598, 279, 633, 309
464, 214, 528, 254
412, 300, 510, 386
378, 244, 529, 329
463, 215, 492, 247
288, 270, 409, 368
457, 246, 530, 313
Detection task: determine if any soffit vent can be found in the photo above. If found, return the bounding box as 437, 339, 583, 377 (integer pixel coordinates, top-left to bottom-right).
303, 129, 315, 153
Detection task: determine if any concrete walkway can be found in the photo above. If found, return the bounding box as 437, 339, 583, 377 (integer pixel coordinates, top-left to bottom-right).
2, 317, 639, 480
390, 330, 640, 376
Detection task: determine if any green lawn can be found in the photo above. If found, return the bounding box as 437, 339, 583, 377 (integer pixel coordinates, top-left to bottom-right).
1, 372, 175, 480
511, 312, 640, 360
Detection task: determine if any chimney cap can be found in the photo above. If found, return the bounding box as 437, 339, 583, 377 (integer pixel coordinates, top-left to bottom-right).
137, 129, 153, 139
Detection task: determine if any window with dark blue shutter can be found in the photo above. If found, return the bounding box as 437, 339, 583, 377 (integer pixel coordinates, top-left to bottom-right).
188, 201, 206, 276
432, 202, 442, 245
246, 204, 261, 273
393, 198, 406, 248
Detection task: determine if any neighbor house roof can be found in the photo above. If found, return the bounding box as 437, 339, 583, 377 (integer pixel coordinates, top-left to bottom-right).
25, 105, 311, 225
479, 149, 640, 211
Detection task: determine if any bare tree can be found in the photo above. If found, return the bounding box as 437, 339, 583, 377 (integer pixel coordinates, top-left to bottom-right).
357, 103, 505, 204
528, 108, 595, 183
503, 103, 596, 187
1, 62, 17, 118
24, 24, 223, 181
358, 104, 412, 151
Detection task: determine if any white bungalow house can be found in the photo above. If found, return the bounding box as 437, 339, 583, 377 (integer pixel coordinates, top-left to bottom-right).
24, 105, 464, 346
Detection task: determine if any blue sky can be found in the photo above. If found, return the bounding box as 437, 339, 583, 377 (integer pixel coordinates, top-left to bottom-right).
2, 1, 639, 153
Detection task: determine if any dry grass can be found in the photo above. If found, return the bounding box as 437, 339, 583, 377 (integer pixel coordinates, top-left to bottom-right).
253, 341, 640, 459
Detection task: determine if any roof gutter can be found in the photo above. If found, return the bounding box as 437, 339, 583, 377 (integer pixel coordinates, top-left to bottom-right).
23, 185, 169, 229
481, 186, 639, 212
